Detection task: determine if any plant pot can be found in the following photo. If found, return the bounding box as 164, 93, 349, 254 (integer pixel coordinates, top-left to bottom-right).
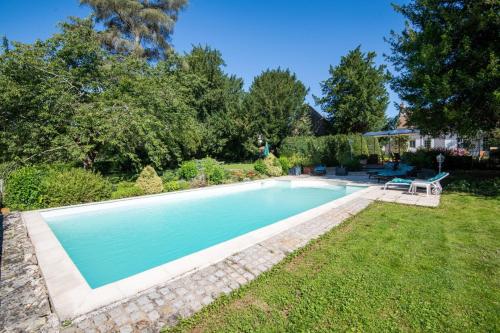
303, 166, 313, 175
360, 159, 367, 165
335, 166, 348, 176
289, 165, 301, 176
0, 207, 10, 216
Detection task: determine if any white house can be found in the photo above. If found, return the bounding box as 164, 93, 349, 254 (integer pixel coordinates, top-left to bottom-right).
364, 114, 486, 156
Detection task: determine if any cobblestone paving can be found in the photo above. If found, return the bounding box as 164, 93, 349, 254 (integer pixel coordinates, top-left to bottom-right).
1, 184, 437, 332
0, 213, 59, 332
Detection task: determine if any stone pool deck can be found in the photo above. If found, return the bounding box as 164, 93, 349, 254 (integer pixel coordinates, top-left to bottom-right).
0, 183, 439, 332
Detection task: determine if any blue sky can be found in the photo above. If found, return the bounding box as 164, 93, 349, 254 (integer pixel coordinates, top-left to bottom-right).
0, 0, 407, 116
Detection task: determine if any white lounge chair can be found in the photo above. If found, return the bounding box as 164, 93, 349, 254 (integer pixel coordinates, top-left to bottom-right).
409, 172, 449, 196
384, 177, 413, 191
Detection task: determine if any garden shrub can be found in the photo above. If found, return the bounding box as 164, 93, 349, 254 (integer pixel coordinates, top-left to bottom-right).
178, 161, 198, 180
200, 158, 227, 185
402, 148, 478, 170
135, 166, 163, 195
263, 154, 283, 177
164, 180, 190, 192
42, 168, 112, 207
343, 158, 362, 171
254, 159, 267, 174
278, 156, 291, 174
162, 170, 179, 183
4, 166, 48, 210
111, 182, 144, 199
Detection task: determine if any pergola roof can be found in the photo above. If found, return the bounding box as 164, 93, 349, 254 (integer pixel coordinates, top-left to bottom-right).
363, 128, 420, 137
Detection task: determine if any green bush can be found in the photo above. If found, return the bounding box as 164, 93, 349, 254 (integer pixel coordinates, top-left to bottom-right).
201, 158, 227, 185
164, 180, 190, 192
343, 158, 362, 171
42, 169, 112, 207
161, 170, 179, 182
178, 161, 198, 180
263, 153, 283, 177
444, 172, 500, 196
402, 148, 478, 170
254, 159, 267, 174
278, 156, 291, 175
135, 166, 163, 195
4, 166, 48, 210
111, 182, 144, 199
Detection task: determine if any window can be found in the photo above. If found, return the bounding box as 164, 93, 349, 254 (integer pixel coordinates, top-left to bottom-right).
409, 140, 416, 148
424, 138, 432, 149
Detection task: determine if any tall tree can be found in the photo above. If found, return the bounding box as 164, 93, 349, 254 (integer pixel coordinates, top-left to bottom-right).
183, 45, 246, 160
315, 46, 390, 134
245, 68, 311, 151
387, 0, 500, 136
80, 0, 187, 59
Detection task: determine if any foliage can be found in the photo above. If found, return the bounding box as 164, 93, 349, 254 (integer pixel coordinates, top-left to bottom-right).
387, 0, 500, 136
401, 148, 485, 170
161, 170, 179, 183
244, 68, 311, 152
42, 168, 112, 207
80, 0, 187, 60
166, 194, 500, 332
253, 159, 267, 174
0, 18, 203, 171
262, 154, 283, 177
164, 180, 190, 192
178, 161, 199, 180
446, 178, 500, 197
111, 182, 144, 199
4, 166, 48, 210
200, 157, 227, 185
278, 156, 291, 175
315, 46, 390, 134
280, 135, 382, 166
135, 166, 163, 195
184, 45, 248, 161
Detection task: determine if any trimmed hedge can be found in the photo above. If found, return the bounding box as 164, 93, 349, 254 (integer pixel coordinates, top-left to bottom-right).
280, 135, 381, 166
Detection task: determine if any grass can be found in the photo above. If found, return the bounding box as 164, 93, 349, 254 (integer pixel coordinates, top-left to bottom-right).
223, 163, 255, 171
165, 193, 500, 332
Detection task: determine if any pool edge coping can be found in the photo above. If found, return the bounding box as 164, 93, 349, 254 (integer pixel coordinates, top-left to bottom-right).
23, 178, 376, 320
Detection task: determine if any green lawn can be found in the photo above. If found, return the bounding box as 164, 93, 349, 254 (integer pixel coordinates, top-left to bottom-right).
166, 193, 500, 332
223, 163, 255, 171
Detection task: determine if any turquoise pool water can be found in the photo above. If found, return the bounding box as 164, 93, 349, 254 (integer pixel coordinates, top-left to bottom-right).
45, 181, 363, 288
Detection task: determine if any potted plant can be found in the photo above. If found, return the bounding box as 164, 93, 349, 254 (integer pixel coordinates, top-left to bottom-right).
335, 141, 351, 175
302, 156, 314, 175
289, 154, 304, 175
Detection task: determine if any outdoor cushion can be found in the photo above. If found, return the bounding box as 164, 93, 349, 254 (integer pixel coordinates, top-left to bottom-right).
389, 178, 412, 184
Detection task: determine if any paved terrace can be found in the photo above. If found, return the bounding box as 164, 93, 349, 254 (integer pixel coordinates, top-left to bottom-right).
1, 177, 439, 333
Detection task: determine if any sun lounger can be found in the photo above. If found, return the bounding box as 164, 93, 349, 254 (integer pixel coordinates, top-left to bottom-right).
409, 172, 449, 196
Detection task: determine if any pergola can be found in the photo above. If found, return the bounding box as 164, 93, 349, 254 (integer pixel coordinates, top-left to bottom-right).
363, 128, 420, 156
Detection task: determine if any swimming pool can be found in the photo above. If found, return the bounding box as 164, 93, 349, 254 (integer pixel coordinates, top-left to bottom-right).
24, 179, 369, 318
42, 180, 364, 288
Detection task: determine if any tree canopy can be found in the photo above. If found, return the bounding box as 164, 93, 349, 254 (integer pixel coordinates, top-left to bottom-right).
315, 46, 390, 134
80, 0, 187, 59
0, 18, 318, 172
245, 68, 311, 150
387, 0, 500, 136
